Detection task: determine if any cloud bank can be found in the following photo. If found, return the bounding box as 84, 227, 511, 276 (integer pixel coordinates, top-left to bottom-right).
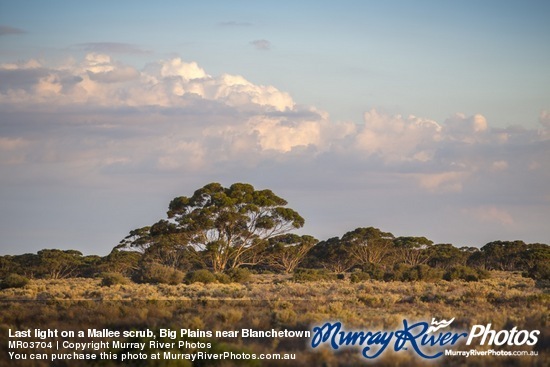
0, 25, 26, 36
250, 39, 271, 50
0, 54, 548, 254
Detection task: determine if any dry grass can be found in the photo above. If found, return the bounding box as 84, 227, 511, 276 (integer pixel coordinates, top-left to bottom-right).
1, 272, 548, 330
0, 271, 548, 366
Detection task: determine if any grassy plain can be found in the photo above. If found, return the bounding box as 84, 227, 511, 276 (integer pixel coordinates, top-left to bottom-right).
0, 272, 548, 366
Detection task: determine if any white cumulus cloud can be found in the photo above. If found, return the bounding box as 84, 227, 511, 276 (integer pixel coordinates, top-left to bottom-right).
356, 109, 442, 162
0, 54, 546, 197
0, 54, 295, 111
0, 54, 549, 254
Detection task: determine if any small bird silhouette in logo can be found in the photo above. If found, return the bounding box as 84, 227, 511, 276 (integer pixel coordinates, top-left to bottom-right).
426, 318, 455, 333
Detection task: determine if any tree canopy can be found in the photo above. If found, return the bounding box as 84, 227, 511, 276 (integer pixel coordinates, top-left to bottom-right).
1, 182, 548, 284
119, 182, 305, 272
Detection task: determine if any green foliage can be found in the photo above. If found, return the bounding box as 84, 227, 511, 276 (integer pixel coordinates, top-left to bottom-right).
100, 250, 142, 276
136, 262, 185, 285
384, 263, 411, 281
523, 261, 550, 281
214, 272, 231, 284
79, 255, 103, 278
0, 256, 18, 278
292, 268, 337, 282
1, 273, 29, 289
471, 240, 527, 271
225, 268, 252, 283
402, 264, 444, 282
36, 249, 84, 279
265, 234, 318, 273
100, 272, 130, 287
428, 244, 469, 269
361, 263, 385, 280
444, 265, 490, 282
341, 227, 395, 267
141, 238, 201, 272
2, 180, 549, 287
305, 237, 355, 272
186, 269, 217, 284
393, 236, 433, 266
349, 271, 370, 283
520, 243, 550, 281
118, 182, 305, 273
383, 264, 443, 282
168, 183, 305, 272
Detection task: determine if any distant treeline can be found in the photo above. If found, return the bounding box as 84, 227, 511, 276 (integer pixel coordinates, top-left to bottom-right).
1, 183, 548, 287
0, 236, 548, 285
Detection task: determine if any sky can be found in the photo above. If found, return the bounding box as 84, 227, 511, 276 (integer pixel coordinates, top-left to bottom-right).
0, 1, 549, 255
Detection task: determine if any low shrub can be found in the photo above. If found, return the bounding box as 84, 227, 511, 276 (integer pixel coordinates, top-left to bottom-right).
292, 268, 337, 282
444, 265, 490, 282
350, 272, 370, 283
362, 263, 385, 280
135, 262, 185, 285
404, 264, 444, 282
1, 273, 29, 289
384, 263, 411, 281
100, 272, 130, 287
226, 268, 252, 283
186, 269, 217, 284
384, 264, 443, 282
215, 272, 231, 284
523, 261, 550, 281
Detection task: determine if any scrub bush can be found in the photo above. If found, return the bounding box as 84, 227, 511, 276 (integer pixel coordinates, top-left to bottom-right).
186, 269, 217, 284
226, 268, 252, 283
100, 272, 130, 287
292, 268, 336, 282
136, 263, 185, 285
1, 273, 29, 289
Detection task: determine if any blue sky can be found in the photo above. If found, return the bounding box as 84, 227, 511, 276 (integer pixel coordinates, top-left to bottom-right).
3, 1, 549, 125
0, 1, 549, 255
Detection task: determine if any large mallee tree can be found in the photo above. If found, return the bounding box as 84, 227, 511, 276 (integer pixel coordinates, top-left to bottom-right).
119, 182, 305, 272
